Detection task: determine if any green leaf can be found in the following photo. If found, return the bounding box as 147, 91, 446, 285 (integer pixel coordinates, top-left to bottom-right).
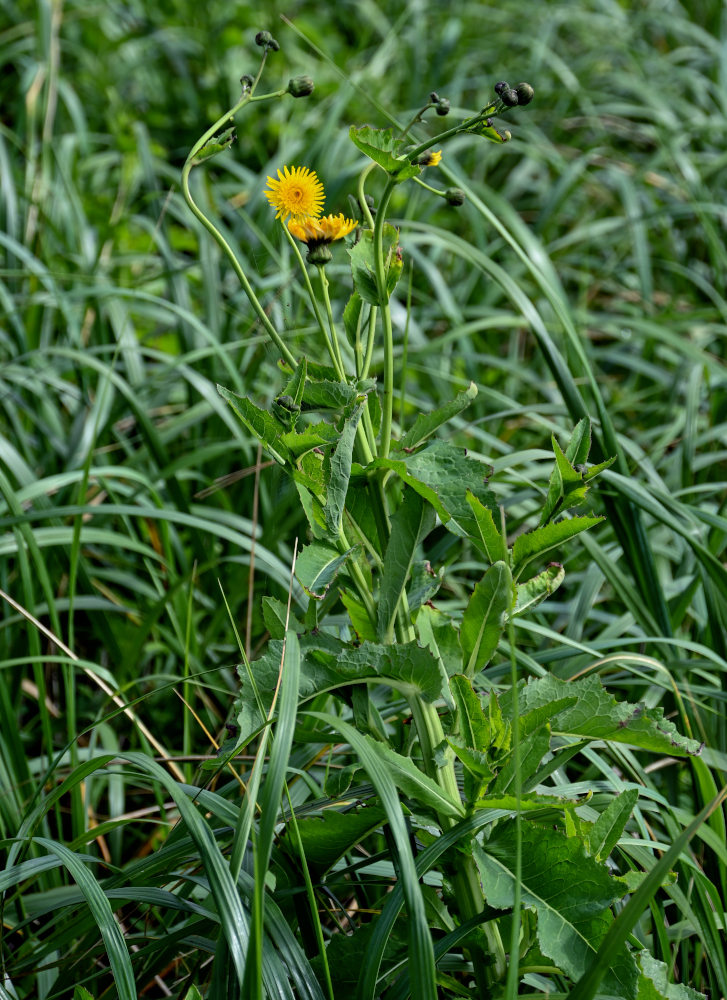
281, 421, 340, 459
282, 804, 387, 877
489, 725, 552, 795
295, 542, 354, 599
450, 673, 489, 750
512, 515, 604, 580
218, 385, 290, 465
74, 989, 96, 1000
636, 951, 706, 1000
474, 823, 638, 998
589, 787, 639, 861
466, 490, 508, 564
348, 226, 403, 304
340, 590, 377, 641
378, 487, 435, 641
356, 734, 464, 818
349, 125, 422, 181
301, 380, 362, 411
376, 440, 497, 538
262, 596, 304, 640
512, 563, 565, 616
191, 126, 236, 164
460, 561, 515, 676
343, 291, 363, 345
503, 675, 703, 756
235, 636, 444, 744
399, 382, 478, 451
407, 560, 444, 613
324, 399, 365, 538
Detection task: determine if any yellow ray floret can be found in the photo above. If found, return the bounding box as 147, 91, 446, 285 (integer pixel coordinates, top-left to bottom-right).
287, 214, 358, 247
418, 149, 442, 167
264, 165, 325, 221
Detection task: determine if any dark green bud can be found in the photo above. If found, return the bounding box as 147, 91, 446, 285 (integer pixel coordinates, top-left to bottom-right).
435, 98, 450, 116
494, 81, 509, 95
429, 91, 440, 103
445, 187, 466, 206
287, 75, 314, 98
515, 81, 534, 105
255, 30, 279, 51
240, 73, 254, 91
501, 88, 519, 107
307, 245, 332, 266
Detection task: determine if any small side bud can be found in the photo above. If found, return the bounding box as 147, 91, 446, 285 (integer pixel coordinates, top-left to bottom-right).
445, 187, 466, 206
240, 73, 254, 92
494, 81, 509, 95
501, 88, 519, 107
515, 81, 534, 105
287, 75, 314, 98
429, 91, 440, 103
435, 98, 450, 116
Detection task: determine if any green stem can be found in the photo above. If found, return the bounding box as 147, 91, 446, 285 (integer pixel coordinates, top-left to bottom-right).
181, 88, 297, 369
373, 177, 398, 458
318, 265, 347, 380
280, 224, 346, 380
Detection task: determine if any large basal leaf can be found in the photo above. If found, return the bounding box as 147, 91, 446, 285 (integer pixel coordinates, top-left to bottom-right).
474, 822, 638, 999
399, 382, 478, 451
512, 515, 604, 580
377, 487, 435, 641
502, 675, 702, 757
349, 125, 421, 181
460, 561, 515, 675
372, 440, 496, 539
234, 636, 444, 744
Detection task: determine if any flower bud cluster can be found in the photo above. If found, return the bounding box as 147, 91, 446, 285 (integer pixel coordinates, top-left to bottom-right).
494, 80, 534, 107
255, 30, 280, 52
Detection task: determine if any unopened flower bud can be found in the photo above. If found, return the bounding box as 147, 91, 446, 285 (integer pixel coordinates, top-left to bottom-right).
515, 81, 534, 105
501, 88, 519, 107
287, 75, 314, 98
445, 187, 466, 206
269, 38, 280, 51
429, 91, 440, 103
307, 244, 333, 266
435, 98, 450, 116
255, 30, 273, 46
240, 73, 254, 91
494, 81, 509, 95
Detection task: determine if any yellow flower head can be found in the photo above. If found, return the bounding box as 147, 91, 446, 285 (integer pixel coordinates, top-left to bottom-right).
264, 165, 325, 221
418, 149, 442, 168
287, 213, 358, 248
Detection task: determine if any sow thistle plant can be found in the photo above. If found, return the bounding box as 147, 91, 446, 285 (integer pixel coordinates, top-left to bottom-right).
181, 33, 703, 1000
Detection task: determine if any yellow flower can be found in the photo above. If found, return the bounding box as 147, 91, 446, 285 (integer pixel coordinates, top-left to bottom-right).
287, 214, 358, 247
264, 165, 325, 221
418, 149, 442, 168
